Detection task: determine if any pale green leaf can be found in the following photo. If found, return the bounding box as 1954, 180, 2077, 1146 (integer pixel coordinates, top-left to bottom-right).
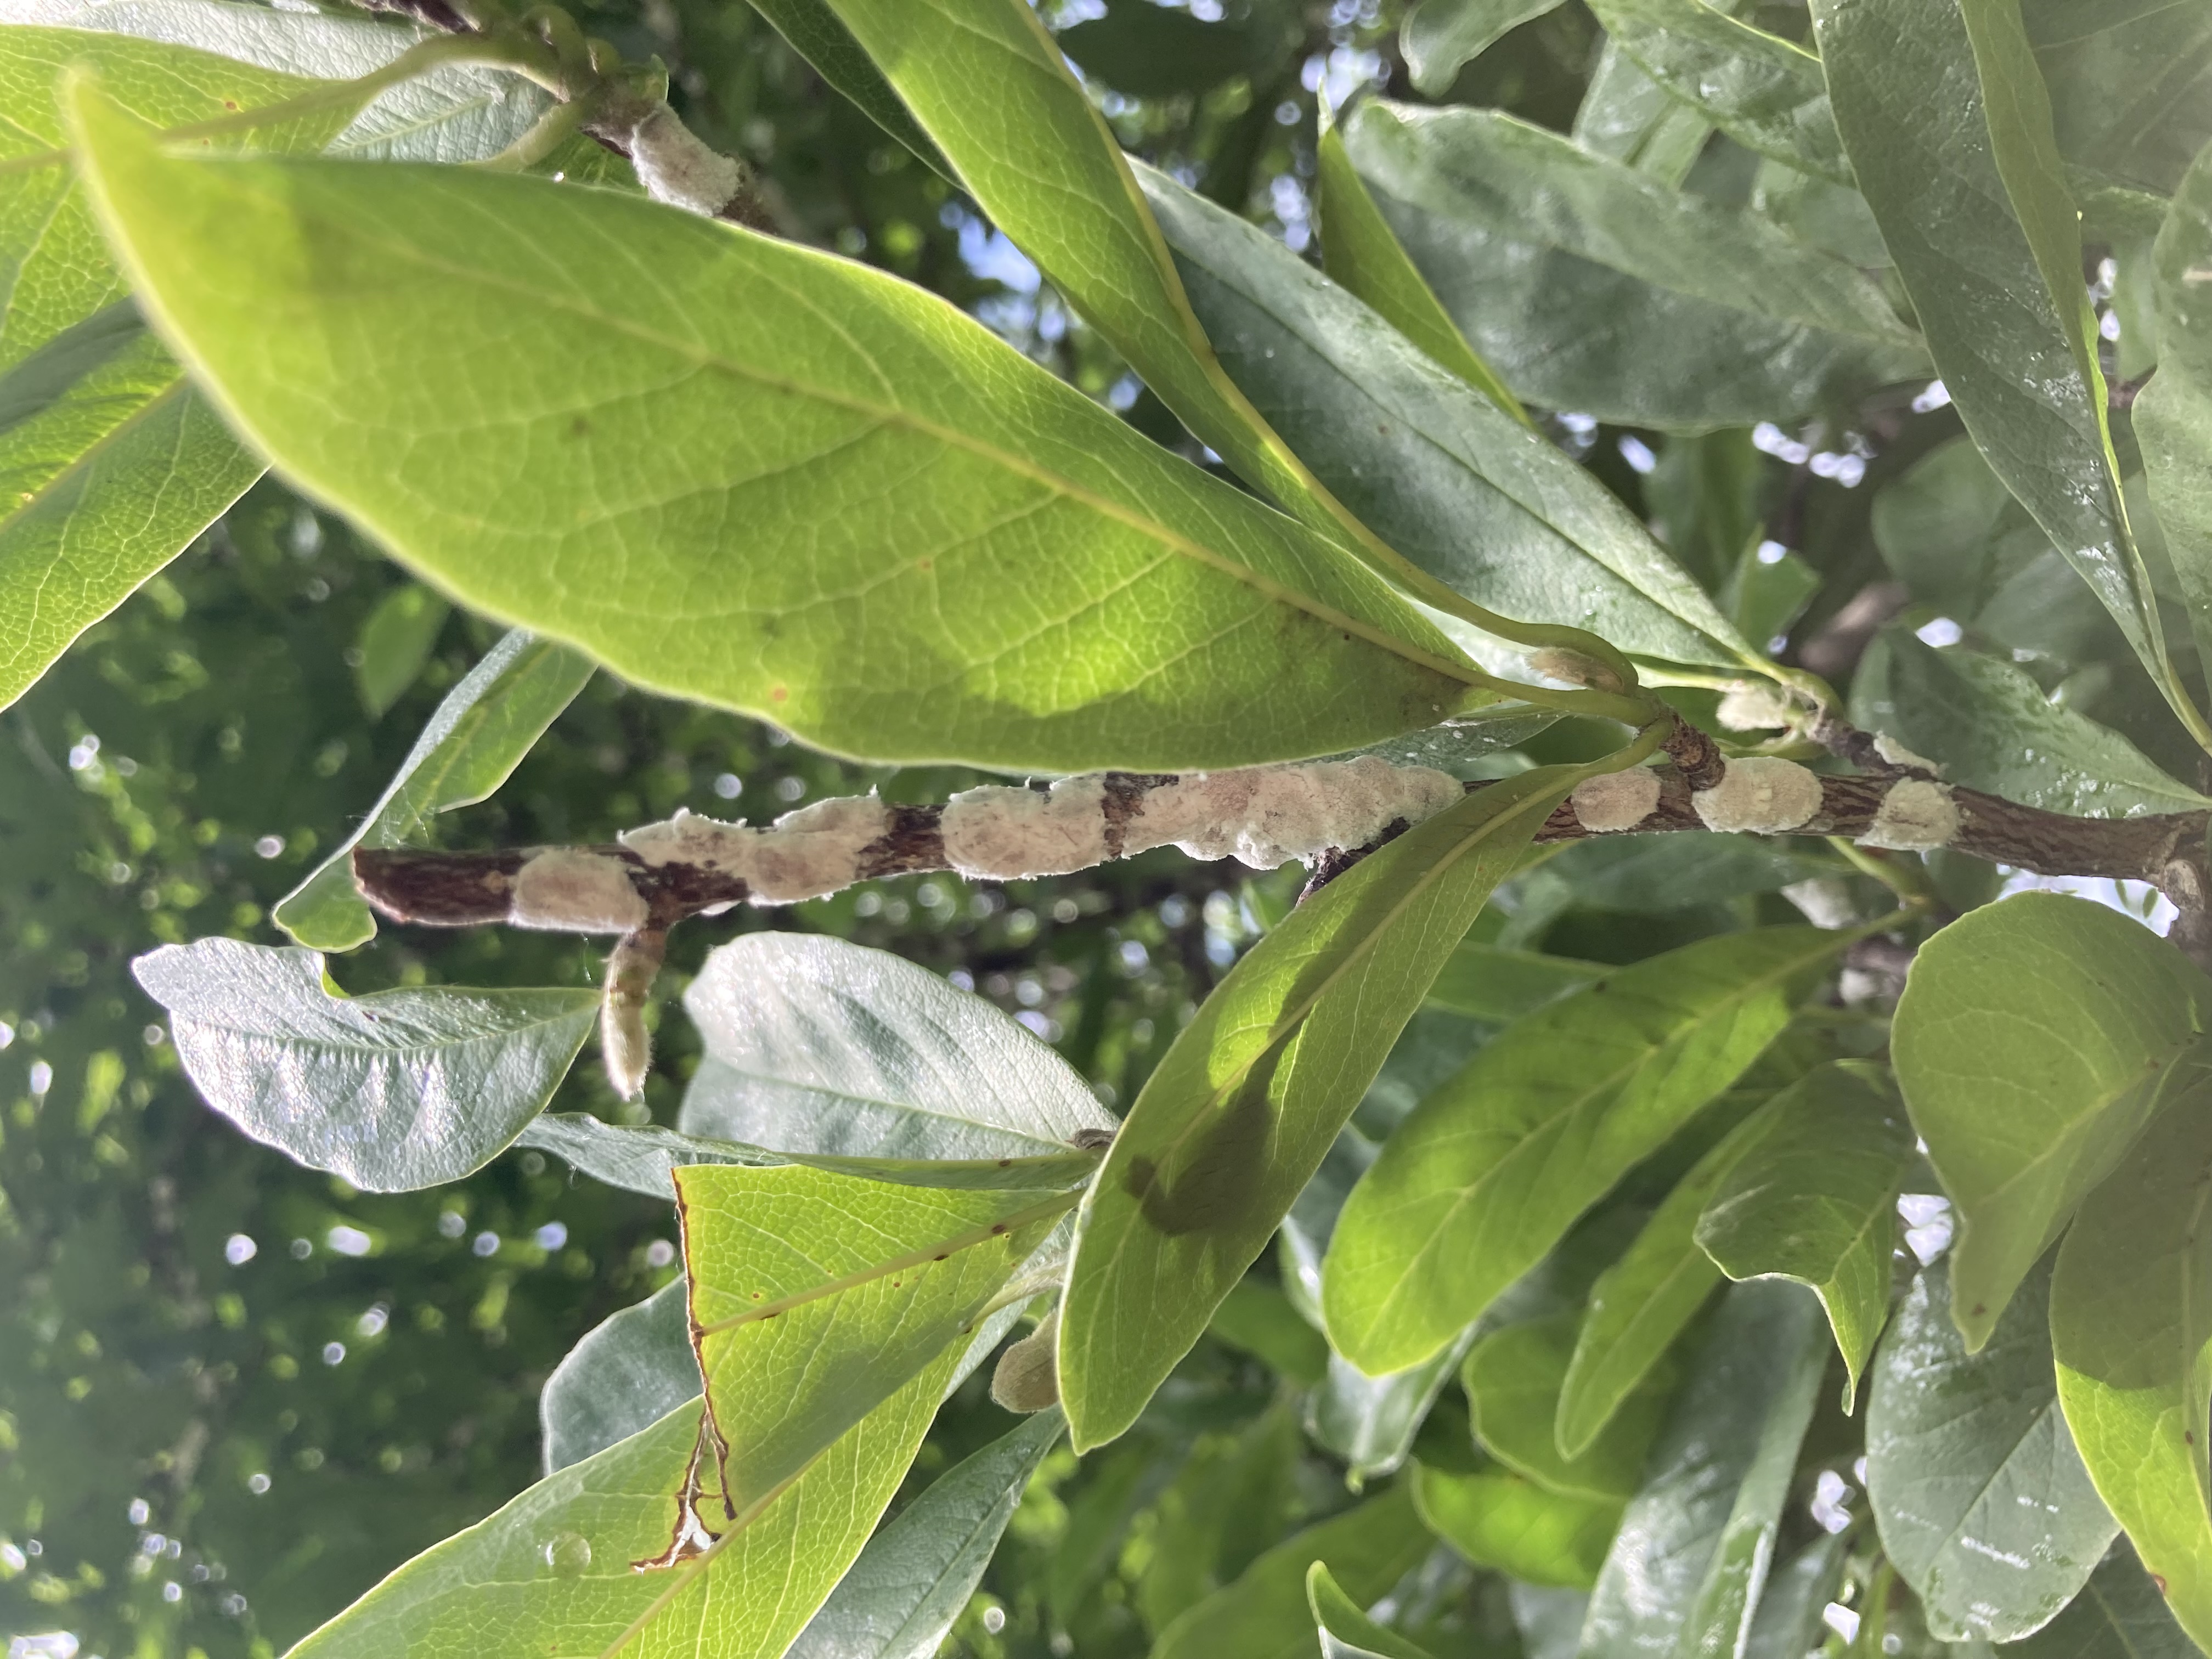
2053, 1080, 2212, 1655
275, 629, 594, 951
1413, 1464, 1621, 1589
2013, 1539, 2198, 1659
1577, 1280, 1828, 1659
1340, 100, 1928, 430
1810, 0, 2204, 746
1153, 1486, 1435, 1659
1426, 943, 1604, 1024
1694, 1060, 1915, 1409
678, 1163, 1065, 1538
679, 932, 1116, 1163
352, 581, 449, 717
2135, 133, 2212, 659
542, 1278, 698, 1475
131, 938, 597, 1190
1133, 161, 1759, 673
1058, 763, 1588, 1451
1401, 0, 1566, 98
1574, 37, 1713, 185
1307, 1561, 1435, 1659
1892, 892, 2212, 1350
1851, 629, 2209, 819
1323, 926, 1855, 1376
1582, 0, 1850, 185
1306, 1327, 1480, 1485
1866, 1256, 2117, 1644
2040, 1, 2212, 198
1464, 1312, 1675, 1503
1556, 1100, 1779, 1461
66, 83, 1493, 774
788, 1409, 1064, 1659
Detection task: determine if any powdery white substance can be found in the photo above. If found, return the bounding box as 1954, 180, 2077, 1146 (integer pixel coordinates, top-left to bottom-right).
1860, 779, 1958, 851
601, 996, 651, 1101
1872, 733, 1942, 775
942, 778, 1110, 879
1570, 768, 1662, 832
1691, 757, 1825, 834
629, 105, 744, 217
511, 850, 648, 933
1716, 682, 1795, 732
1131, 758, 1462, 868
620, 798, 893, 902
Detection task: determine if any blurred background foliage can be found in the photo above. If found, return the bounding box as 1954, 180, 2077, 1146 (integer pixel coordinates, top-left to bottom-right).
0, 0, 2188, 1656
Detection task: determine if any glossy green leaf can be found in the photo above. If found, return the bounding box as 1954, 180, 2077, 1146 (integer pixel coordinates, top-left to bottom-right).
1401, 0, 1565, 97
1464, 1312, 1674, 1503
0, 27, 346, 709
1556, 1100, 1779, 1460
738, 0, 948, 176
2136, 132, 2212, 652
1574, 36, 1713, 185
1315, 122, 1522, 422
1059, 761, 1592, 1451
1413, 1464, 1621, 1589
542, 1278, 699, 1475
1582, 0, 1848, 185
1866, 1256, 2117, 1643
1307, 1561, 1434, 1659
131, 938, 597, 1190
1426, 944, 1604, 1024
1340, 100, 1928, 430
352, 581, 448, 717
1577, 1280, 1828, 1659
1134, 163, 1759, 672
1153, 1485, 1435, 1659
1742, 1534, 1848, 1659
2052, 1080, 2212, 1654
678, 1163, 1066, 1516
680, 932, 1117, 1163
1852, 630, 2210, 820
1810, 0, 2202, 747
1695, 1061, 1915, 1409
1307, 1327, 1481, 1485
786, 1408, 1063, 1659
2013, 1539, 2198, 1659
1893, 892, 2212, 1350
275, 629, 594, 951
1211, 1278, 1330, 1387
1324, 926, 1853, 1376
287, 1368, 954, 1659
66, 84, 1492, 775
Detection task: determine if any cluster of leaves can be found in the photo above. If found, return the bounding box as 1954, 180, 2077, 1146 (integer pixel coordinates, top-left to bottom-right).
12, 1, 2212, 1658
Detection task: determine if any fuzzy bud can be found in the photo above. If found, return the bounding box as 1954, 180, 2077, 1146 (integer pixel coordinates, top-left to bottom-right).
990, 1306, 1060, 1414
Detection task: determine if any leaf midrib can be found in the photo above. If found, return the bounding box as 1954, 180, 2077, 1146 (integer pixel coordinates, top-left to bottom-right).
188, 989, 595, 1059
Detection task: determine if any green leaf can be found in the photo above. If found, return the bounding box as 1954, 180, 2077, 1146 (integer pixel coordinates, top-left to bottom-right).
1536, 835, 1837, 913
1694, 1061, 1915, 1409
1556, 1100, 1779, 1461
2013, 1539, 2198, 1659
1742, 1535, 1848, 1659
787, 1409, 1063, 1659
2052, 1081, 2212, 1654
1307, 1327, 1481, 1485
1058, 761, 1592, 1452
65, 84, 1493, 774
1054, 1, 1295, 99
352, 581, 449, 717
1315, 121, 1525, 422
1464, 1312, 1675, 1503
1307, 1561, 1435, 1659
542, 1278, 699, 1475
1852, 629, 2209, 819
1866, 1256, 2117, 1643
738, 0, 949, 176
1323, 926, 1854, 1376
0, 26, 350, 709
1339, 100, 1928, 430
287, 1373, 953, 1659
274, 630, 594, 951
1892, 892, 2212, 1350
2136, 134, 2212, 656
1581, 0, 1849, 184
1133, 160, 1760, 672
130, 938, 598, 1190
1210, 1278, 1330, 1387
680, 932, 1117, 1163
1152, 1485, 1435, 1659
1413, 1464, 1622, 1589
1575, 36, 1714, 185
1426, 944, 1605, 1024
1400, 0, 1566, 98
678, 1164, 1068, 1516
1577, 1280, 1829, 1659
1809, 0, 2205, 748
2041, 1, 2212, 198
